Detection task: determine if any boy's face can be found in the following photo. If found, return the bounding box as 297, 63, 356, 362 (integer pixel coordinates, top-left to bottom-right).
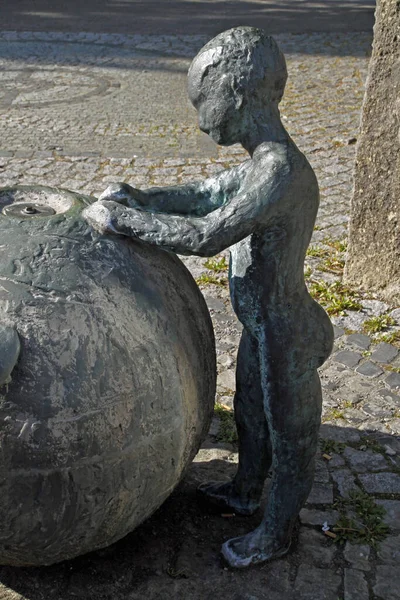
188, 57, 244, 146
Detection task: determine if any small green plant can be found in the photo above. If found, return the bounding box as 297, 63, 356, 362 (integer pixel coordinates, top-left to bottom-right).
358, 436, 382, 453
319, 255, 345, 275
363, 314, 396, 334
196, 273, 228, 287
322, 238, 348, 253
214, 403, 238, 444
384, 365, 400, 373
322, 408, 345, 422
304, 266, 312, 279
204, 256, 229, 273
333, 490, 389, 548
320, 439, 346, 455
375, 330, 400, 347
306, 245, 330, 258
339, 400, 353, 409
309, 281, 362, 316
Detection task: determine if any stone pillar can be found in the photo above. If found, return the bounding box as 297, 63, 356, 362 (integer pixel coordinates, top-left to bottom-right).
344, 0, 400, 303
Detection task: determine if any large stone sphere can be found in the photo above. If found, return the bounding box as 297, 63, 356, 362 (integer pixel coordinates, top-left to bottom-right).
0, 186, 216, 566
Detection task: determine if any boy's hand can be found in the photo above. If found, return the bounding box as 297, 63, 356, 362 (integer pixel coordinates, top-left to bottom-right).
83, 200, 148, 236
99, 183, 147, 209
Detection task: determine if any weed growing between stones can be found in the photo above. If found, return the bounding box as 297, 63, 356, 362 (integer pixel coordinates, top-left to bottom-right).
309, 281, 362, 316
214, 403, 238, 444
196, 273, 228, 287
204, 256, 228, 273
320, 439, 346, 455
358, 436, 383, 453
332, 490, 389, 548
306, 245, 330, 258
319, 255, 345, 275
323, 239, 348, 253
375, 330, 400, 347
362, 314, 396, 334
322, 408, 346, 422
304, 266, 312, 279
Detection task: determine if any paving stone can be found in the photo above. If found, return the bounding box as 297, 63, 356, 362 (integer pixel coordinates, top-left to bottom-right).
344, 447, 389, 473
347, 333, 371, 350
359, 472, 400, 494
295, 528, 336, 567
320, 425, 361, 444
334, 351, 362, 369
344, 569, 369, 600
299, 508, 340, 527
217, 354, 234, 368
385, 372, 400, 390
327, 453, 346, 468
307, 483, 334, 505
344, 542, 371, 572
314, 460, 330, 483
373, 565, 400, 600
343, 409, 369, 423
217, 369, 236, 391
389, 308, 400, 322
333, 325, 345, 339
376, 500, 400, 530
377, 534, 400, 564
294, 566, 341, 600
204, 296, 227, 312
371, 343, 398, 364
356, 361, 383, 378
362, 402, 394, 419
331, 469, 360, 498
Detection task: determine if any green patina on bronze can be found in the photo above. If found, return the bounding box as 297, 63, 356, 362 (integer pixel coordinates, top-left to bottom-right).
85, 27, 334, 568
0, 185, 216, 566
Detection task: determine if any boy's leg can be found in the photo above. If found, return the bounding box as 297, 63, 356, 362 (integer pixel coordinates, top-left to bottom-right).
222, 352, 322, 567
198, 329, 272, 515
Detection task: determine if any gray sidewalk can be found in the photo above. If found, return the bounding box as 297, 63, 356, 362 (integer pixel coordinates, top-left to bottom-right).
0, 23, 399, 600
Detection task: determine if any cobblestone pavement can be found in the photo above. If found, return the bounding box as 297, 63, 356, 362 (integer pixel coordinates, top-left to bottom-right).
1, 30, 400, 600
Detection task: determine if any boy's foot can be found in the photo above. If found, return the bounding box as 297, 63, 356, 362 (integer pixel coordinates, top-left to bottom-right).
197, 480, 260, 516
221, 528, 291, 568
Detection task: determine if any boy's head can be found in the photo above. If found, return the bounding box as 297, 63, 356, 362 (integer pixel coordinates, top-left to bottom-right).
188, 27, 287, 145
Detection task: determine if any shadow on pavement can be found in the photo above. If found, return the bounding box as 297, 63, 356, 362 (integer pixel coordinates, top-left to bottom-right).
0, 423, 398, 600
0, 0, 375, 36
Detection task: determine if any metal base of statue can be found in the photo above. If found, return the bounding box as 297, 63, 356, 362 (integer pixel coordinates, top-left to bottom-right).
84, 26, 334, 568
0, 185, 216, 566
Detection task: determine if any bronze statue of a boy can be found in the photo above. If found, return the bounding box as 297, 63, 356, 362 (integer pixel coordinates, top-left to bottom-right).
84, 26, 334, 568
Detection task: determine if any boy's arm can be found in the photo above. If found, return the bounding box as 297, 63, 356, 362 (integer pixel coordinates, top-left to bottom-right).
84, 162, 289, 256
98, 163, 244, 217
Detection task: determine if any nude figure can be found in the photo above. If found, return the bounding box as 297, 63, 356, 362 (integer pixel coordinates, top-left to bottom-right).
84, 26, 334, 568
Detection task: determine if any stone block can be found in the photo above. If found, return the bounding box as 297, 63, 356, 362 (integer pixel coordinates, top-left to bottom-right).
374, 565, 400, 600
307, 483, 334, 505
356, 361, 383, 378
359, 472, 400, 494
345, 0, 400, 304
346, 333, 371, 350
294, 566, 341, 600
344, 447, 389, 473
344, 569, 369, 600
333, 350, 362, 369
376, 500, 400, 530
344, 542, 371, 572
385, 372, 400, 390
371, 343, 398, 364
299, 508, 339, 527
331, 469, 360, 498
377, 534, 400, 564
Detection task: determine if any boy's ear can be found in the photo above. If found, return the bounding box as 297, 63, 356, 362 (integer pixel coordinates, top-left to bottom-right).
229, 74, 244, 109
234, 91, 244, 110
